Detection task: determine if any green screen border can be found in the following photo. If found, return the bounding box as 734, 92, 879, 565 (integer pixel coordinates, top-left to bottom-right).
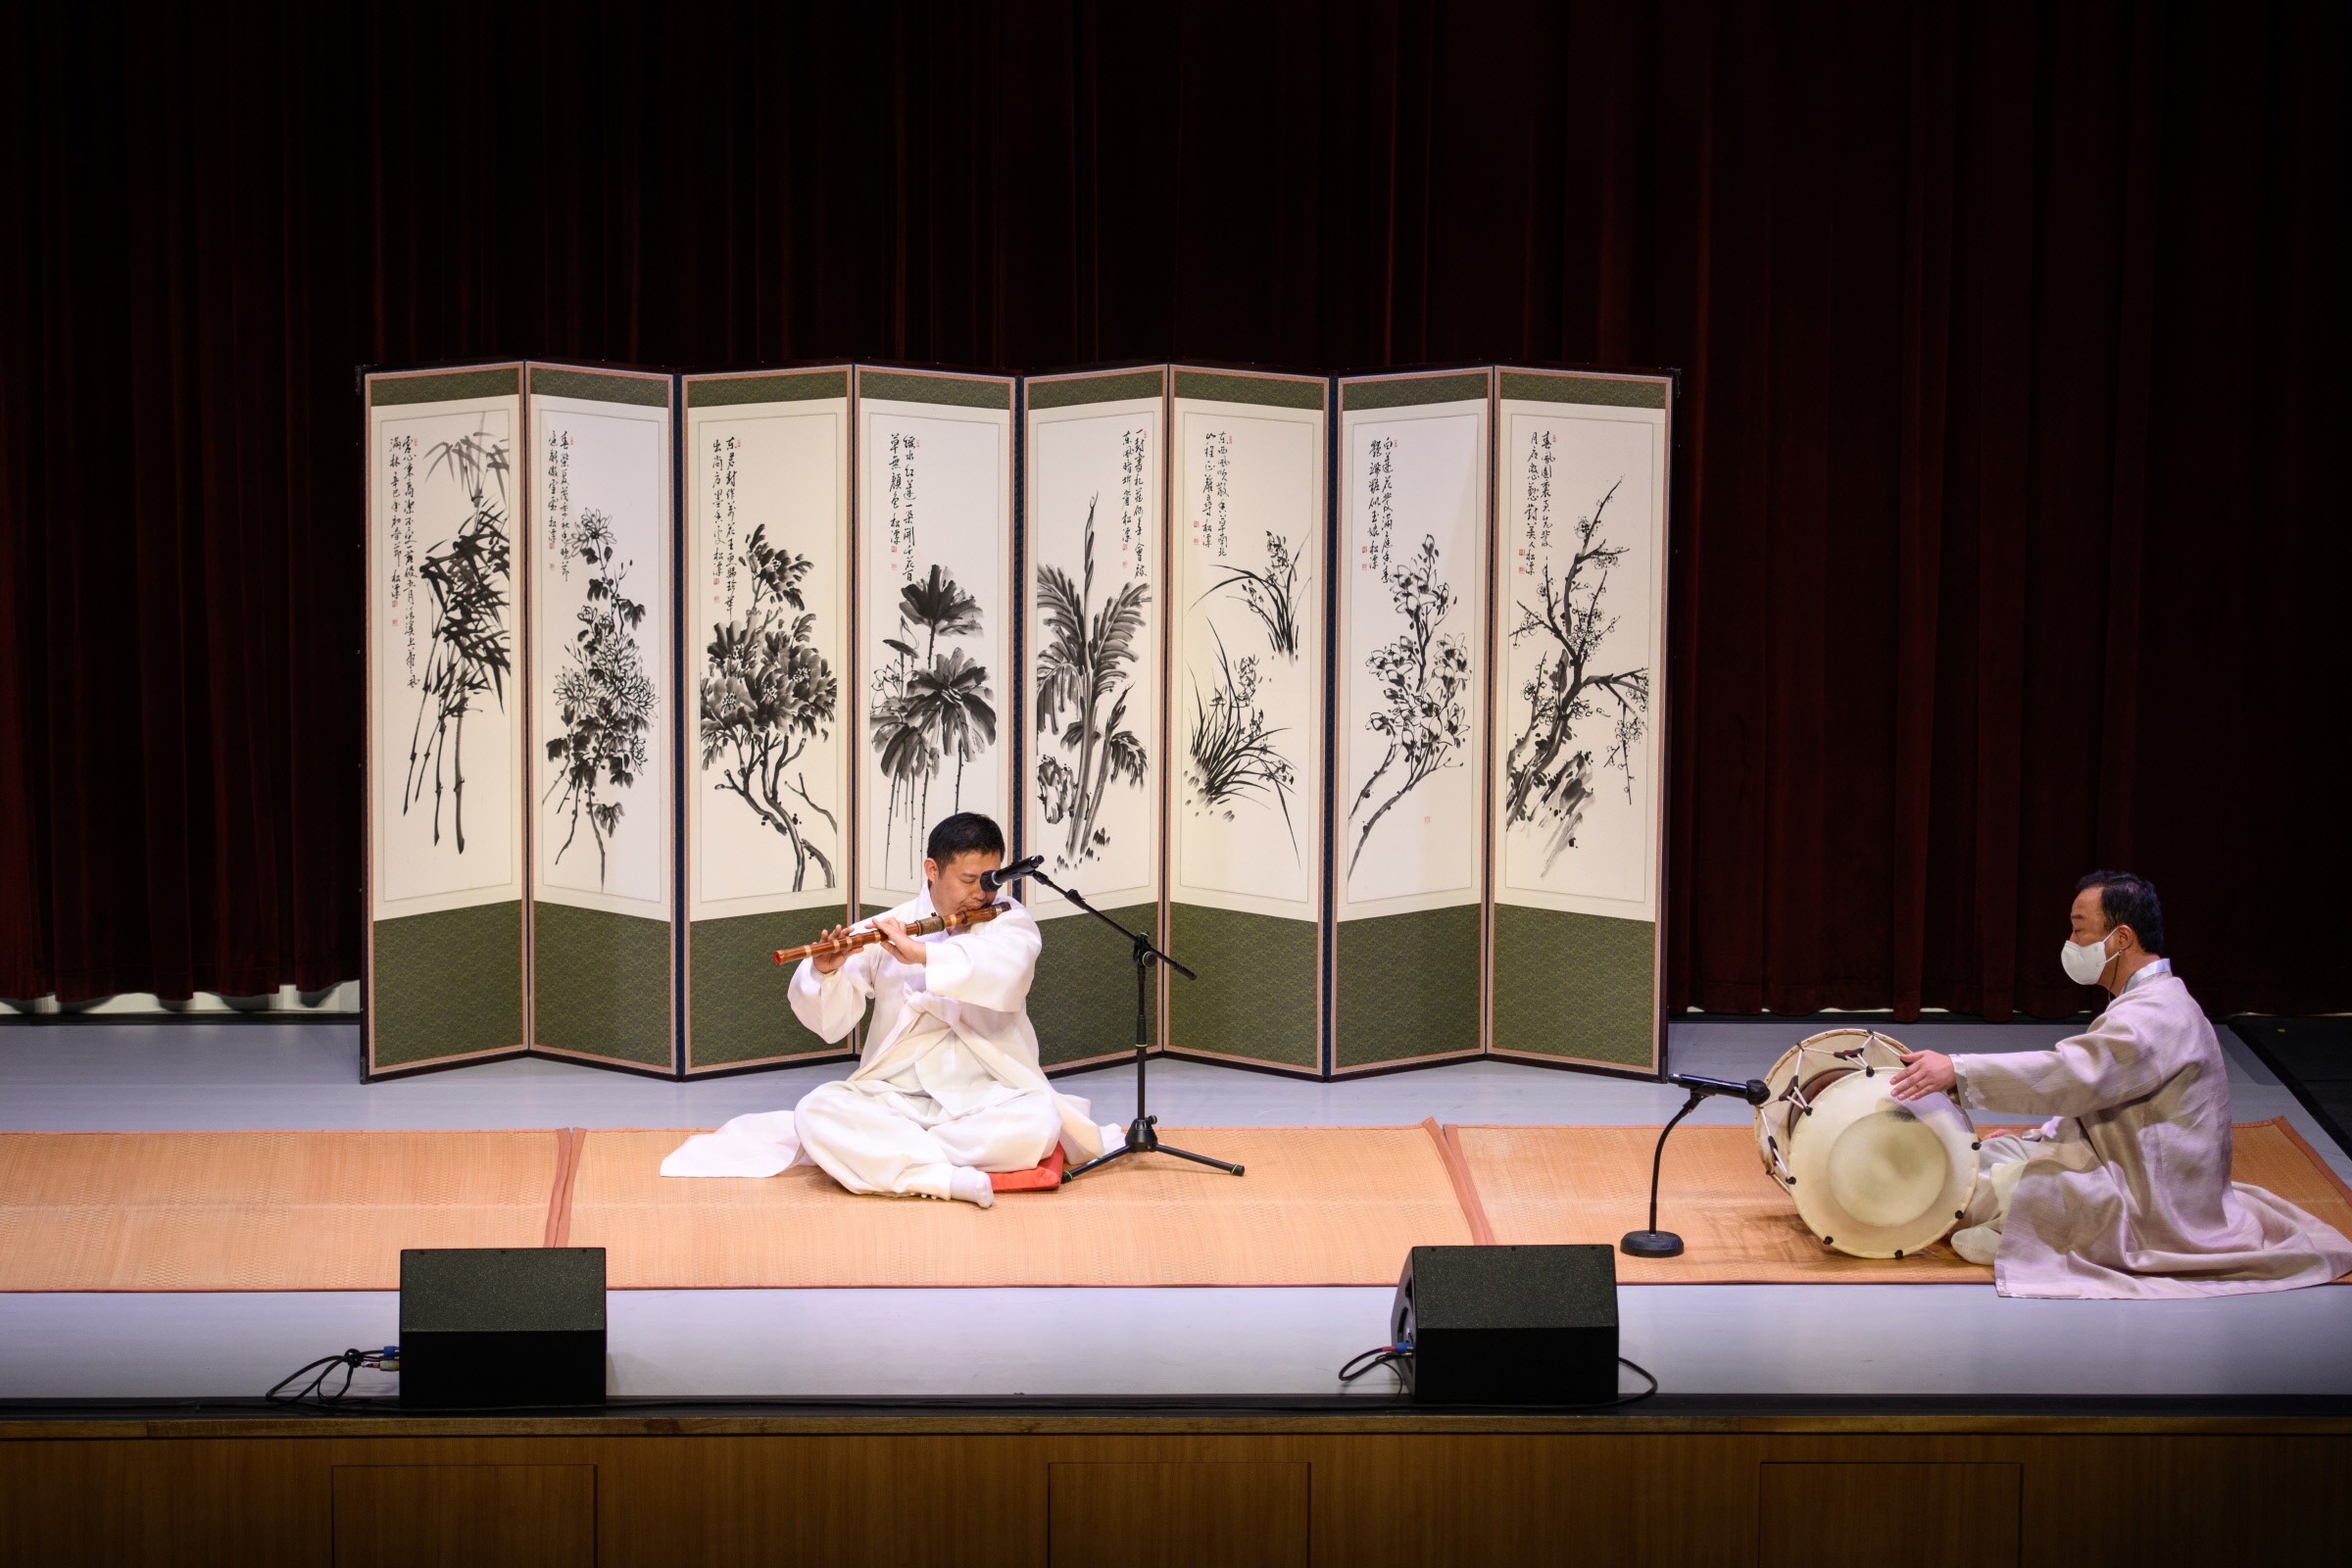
1490, 904, 1658, 1069
368, 901, 524, 1069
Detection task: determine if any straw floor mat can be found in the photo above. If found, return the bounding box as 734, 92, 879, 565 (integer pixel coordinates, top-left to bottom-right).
1446, 1117, 2352, 1285
0, 1130, 569, 1292
565, 1125, 1475, 1288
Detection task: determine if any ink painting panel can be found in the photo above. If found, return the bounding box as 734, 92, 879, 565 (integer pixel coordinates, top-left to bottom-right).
370, 395, 526, 919
1170, 404, 1325, 920
1337, 402, 1488, 918
1492, 403, 1664, 920
530, 394, 675, 919
1025, 397, 1163, 918
687, 396, 851, 920
857, 397, 1012, 906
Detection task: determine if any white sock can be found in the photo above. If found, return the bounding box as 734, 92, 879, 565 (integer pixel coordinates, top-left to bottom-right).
1950, 1222, 2001, 1266
947, 1166, 995, 1208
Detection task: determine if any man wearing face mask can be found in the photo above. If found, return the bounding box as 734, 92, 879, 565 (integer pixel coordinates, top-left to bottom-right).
1887, 871, 2352, 1298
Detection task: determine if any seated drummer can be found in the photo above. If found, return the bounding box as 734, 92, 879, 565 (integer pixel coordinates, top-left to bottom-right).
789, 812, 1110, 1207
1890, 871, 2351, 1298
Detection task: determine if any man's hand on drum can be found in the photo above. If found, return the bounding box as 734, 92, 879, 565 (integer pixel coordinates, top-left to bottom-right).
1890, 1050, 1955, 1102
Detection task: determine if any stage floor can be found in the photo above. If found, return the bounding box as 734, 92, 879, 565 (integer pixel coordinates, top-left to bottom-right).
3, 1016, 2348, 1406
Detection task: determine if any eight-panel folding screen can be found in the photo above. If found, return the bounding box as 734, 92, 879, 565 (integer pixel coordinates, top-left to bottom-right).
363, 360, 1673, 1082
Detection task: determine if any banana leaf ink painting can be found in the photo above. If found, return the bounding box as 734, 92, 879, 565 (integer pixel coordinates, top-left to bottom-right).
1035, 498, 1151, 871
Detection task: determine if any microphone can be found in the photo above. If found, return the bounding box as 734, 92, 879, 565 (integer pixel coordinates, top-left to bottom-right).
1671, 1072, 1770, 1105
979, 854, 1045, 892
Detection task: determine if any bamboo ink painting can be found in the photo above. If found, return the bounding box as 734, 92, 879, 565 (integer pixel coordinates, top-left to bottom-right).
373, 393, 525, 914
401, 426, 513, 857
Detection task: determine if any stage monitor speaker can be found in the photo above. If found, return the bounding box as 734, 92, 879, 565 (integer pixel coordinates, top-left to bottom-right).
1392, 1244, 1618, 1405
399, 1247, 607, 1409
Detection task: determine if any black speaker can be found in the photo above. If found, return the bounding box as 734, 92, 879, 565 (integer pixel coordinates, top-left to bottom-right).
1391, 1244, 1619, 1405
398, 1247, 607, 1409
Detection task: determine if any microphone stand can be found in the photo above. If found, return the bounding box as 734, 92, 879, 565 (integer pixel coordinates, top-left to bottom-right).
1620, 1087, 1707, 1258
1021, 868, 1244, 1182
1622, 1074, 1767, 1258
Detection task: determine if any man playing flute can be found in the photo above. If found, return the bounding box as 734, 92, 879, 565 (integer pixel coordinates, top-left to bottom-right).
662, 812, 1110, 1204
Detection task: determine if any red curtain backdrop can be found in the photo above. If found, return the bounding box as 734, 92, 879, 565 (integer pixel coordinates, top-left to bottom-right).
2, 1, 2341, 1017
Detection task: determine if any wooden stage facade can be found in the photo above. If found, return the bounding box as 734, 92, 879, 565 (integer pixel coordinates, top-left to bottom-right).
4, 1403, 2346, 1567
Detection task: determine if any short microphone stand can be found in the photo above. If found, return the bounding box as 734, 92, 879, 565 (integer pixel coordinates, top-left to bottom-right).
1022, 869, 1245, 1182
1620, 1088, 1707, 1258
1621, 1074, 1768, 1259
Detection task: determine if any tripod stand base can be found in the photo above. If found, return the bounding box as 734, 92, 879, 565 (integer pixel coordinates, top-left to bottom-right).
1062, 1115, 1246, 1183
1620, 1230, 1685, 1258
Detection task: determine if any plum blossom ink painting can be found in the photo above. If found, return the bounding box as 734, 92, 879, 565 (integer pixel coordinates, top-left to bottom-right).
1337, 396, 1488, 915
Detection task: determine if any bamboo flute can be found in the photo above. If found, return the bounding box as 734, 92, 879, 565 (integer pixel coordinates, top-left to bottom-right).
771, 901, 1011, 965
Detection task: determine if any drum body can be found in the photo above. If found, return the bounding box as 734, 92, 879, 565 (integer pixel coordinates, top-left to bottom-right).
1753, 1029, 1978, 1258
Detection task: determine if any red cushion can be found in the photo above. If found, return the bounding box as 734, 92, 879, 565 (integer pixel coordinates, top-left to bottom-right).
989, 1143, 1065, 1193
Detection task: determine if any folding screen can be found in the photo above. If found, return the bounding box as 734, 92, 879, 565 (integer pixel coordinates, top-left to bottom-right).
1163, 368, 1329, 1072
525, 363, 678, 1072
1020, 367, 1168, 1068
854, 367, 1017, 920
680, 368, 855, 1074
364, 365, 529, 1076
1331, 369, 1493, 1072
1488, 368, 1673, 1071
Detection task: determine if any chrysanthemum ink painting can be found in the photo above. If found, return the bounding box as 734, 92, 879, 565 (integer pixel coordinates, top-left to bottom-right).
532, 399, 672, 910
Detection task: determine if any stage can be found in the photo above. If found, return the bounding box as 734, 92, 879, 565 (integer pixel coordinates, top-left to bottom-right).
5, 1014, 2348, 1406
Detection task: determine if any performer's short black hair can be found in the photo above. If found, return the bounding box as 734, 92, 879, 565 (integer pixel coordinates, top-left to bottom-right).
927, 812, 1005, 866
2076, 869, 2164, 955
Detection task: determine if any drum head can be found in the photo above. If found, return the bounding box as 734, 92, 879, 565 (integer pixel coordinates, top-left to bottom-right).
1752, 1029, 1908, 1182
1783, 1070, 1977, 1258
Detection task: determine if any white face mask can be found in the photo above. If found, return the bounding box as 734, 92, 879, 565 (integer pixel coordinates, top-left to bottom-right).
2061, 931, 2116, 985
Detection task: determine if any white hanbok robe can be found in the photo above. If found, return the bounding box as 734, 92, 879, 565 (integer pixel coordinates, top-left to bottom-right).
661, 894, 1108, 1198
1948, 966, 2352, 1299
